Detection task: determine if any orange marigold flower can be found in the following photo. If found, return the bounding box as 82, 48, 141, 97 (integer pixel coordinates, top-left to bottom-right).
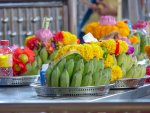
84, 21, 130, 40
130, 35, 139, 44
145, 45, 150, 59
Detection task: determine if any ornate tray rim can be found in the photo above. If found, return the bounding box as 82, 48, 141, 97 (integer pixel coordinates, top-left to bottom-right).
31, 83, 110, 89
0, 75, 39, 79
31, 83, 112, 97
111, 76, 150, 89
0, 75, 39, 86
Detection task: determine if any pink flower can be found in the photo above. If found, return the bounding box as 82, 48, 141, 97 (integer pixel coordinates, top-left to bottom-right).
35, 28, 53, 43
10, 45, 19, 52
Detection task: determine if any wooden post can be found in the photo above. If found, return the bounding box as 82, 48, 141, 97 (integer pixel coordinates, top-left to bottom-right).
67, 0, 77, 34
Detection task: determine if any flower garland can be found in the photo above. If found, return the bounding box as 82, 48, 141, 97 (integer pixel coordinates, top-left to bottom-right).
84, 21, 130, 40
53, 31, 79, 48
81, 44, 94, 60
100, 39, 116, 54
104, 54, 114, 68
100, 39, 128, 56
117, 40, 128, 55
90, 43, 104, 60
55, 44, 104, 61
62, 31, 79, 45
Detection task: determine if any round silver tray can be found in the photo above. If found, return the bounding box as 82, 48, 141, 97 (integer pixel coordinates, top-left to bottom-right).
111, 76, 149, 89
31, 83, 111, 97
0, 75, 39, 86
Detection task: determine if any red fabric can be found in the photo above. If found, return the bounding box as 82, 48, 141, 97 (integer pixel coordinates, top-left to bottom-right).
115, 40, 119, 56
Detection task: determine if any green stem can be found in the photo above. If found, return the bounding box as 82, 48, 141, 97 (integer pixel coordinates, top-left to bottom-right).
42, 17, 50, 29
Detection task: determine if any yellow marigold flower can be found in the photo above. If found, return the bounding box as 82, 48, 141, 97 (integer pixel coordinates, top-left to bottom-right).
104, 54, 114, 68
130, 35, 139, 44
144, 45, 150, 59
111, 65, 123, 81
75, 44, 85, 55
90, 44, 104, 59
101, 39, 116, 54
90, 42, 101, 46
62, 31, 78, 45
55, 43, 104, 61
82, 44, 94, 61
55, 45, 72, 60
118, 40, 128, 55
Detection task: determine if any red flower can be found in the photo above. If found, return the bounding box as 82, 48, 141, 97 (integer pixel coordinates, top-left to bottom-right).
13, 47, 35, 76
26, 36, 42, 50
53, 32, 64, 42
24, 47, 35, 63
13, 47, 35, 64
13, 60, 27, 76
77, 39, 80, 44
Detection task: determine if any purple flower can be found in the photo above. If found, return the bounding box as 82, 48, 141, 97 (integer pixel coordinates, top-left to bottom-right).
51, 42, 55, 48
127, 45, 134, 55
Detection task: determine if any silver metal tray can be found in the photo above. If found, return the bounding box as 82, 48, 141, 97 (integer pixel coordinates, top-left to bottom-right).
32, 83, 111, 97
111, 77, 149, 89
0, 75, 39, 86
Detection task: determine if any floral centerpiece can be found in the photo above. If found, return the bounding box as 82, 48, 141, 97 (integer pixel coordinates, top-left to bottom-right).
45, 37, 133, 87
82, 16, 146, 81
84, 30, 146, 81
45, 31, 145, 87
10, 17, 79, 78
25, 18, 79, 71
100, 38, 145, 79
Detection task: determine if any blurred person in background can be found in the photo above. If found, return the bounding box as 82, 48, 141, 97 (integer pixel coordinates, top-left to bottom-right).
78, 0, 118, 43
